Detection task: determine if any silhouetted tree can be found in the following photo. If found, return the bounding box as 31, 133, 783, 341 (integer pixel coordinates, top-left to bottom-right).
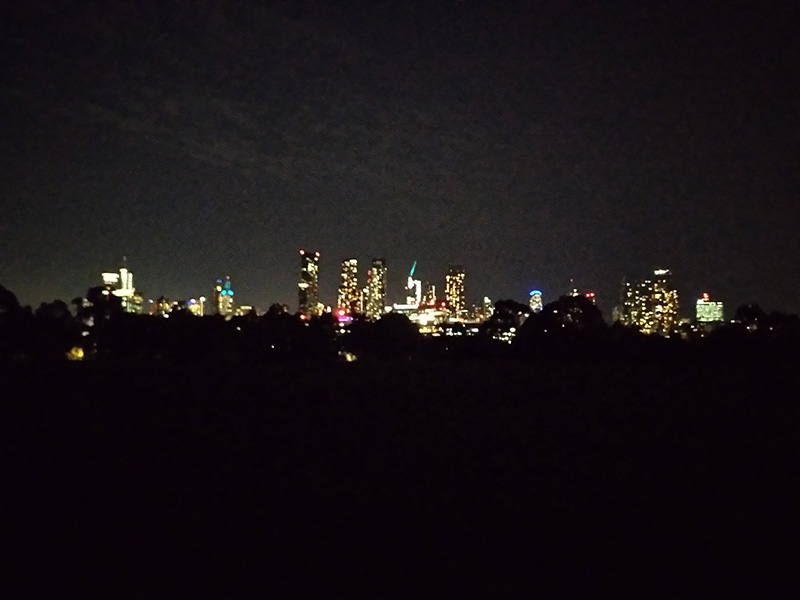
514, 295, 607, 357
480, 299, 531, 338
734, 304, 766, 330
371, 312, 420, 359
32, 300, 81, 359
0, 285, 27, 360
0, 284, 22, 315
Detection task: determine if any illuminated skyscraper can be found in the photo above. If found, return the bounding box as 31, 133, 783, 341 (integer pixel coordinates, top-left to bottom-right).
445, 265, 465, 315
405, 261, 422, 306
695, 293, 724, 323
337, 258, 360, 314
214, 275, 234, 317
101, 259, 142, 314
298, 250, 321, 316
422, 282, 436, 306
617, 269, 679, 335
365, 258, 387, 320
529, 290, 543, 313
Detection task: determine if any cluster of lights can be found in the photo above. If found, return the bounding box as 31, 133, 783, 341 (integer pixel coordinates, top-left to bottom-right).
696, 292, 724, 323
445, 266, 466, 314
619, 269, 679, 335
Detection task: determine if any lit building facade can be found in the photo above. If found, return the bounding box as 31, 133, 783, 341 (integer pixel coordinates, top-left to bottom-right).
406, 261, 422, 306
337, 258, 360, 314
422, 282, 436, 306
101, 262, 142, 314
235, 304, 254, 317
298, 250, 322, 316
187, 298, 204, 316
364, 258, 387, 320
215, 276, 235, 317
482, 296, 494, 319
445, 265, 466, 315
695, 293, 724, 323
153, 296, 173, 316
529, 290, 543, 313
617, 269, 679, 335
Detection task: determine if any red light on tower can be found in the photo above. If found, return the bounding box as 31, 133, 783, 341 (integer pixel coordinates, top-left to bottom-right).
299, 249, 305, 255
702, 292, 710, 301
338, 309, 345, 316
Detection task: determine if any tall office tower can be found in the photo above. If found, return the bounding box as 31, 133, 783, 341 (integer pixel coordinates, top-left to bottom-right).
214, 275, 235, 317
445, 265, 466, 314
422, 282, 436, 306
298, 250, 321, 316
405, 261, 422, 306
337, 258, 360, 314
529, 290, 543, 313
364, 258, 387, 320
695, 292, 724, 323
101, 259, 142, 313
617, 269, 679, 335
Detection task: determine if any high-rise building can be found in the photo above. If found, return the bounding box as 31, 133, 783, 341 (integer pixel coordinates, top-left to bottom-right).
617, 269, 679, 335
405, 261, 422, 306
186, 298, 204, 316
482, 296, 494, 319
101, 260, 142, 313
337, 258, 360, 314
214, 275, 235, 317
695, 292, 724, 323
298, 250, 321, 316
445, 265, 465, 315
529, 290, 543, 313
365, 258, 387, 320
422, 282, 436, 306
361, 285, 369, 314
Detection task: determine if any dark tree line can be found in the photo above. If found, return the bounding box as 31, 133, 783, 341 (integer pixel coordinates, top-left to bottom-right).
1, 284, 798, 364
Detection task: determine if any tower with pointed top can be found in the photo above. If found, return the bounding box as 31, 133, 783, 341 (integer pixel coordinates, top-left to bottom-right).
405, 261, 422, 306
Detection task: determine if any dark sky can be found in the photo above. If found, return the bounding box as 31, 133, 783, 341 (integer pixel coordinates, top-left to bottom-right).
2, 0, 798, 316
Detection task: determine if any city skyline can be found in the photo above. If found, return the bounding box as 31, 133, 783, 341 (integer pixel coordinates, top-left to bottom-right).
2, 2, 797, 316
59, 254, 765, 326
1, 249, 785, 321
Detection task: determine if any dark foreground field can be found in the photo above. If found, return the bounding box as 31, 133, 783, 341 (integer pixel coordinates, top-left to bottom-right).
3, 351, 798, 598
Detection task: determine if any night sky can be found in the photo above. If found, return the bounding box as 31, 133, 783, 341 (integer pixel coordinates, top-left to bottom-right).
2, 1, 798, 316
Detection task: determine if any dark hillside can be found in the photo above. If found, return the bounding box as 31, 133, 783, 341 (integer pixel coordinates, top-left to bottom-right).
3, 353, 798, 597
